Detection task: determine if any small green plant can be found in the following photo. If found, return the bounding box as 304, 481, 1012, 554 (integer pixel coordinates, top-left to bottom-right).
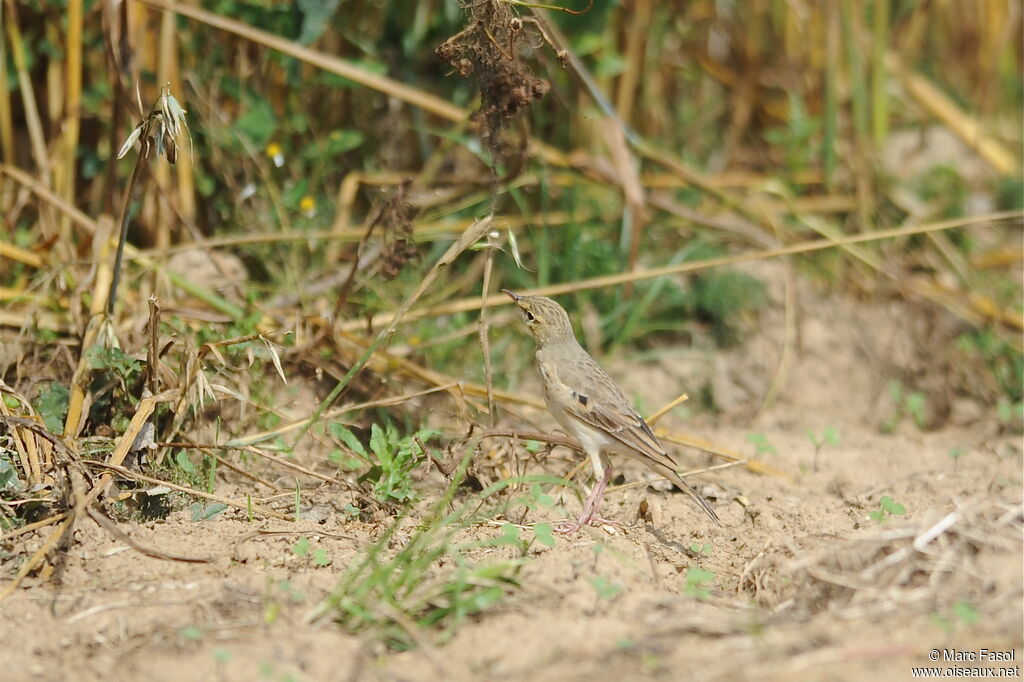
947, 446, 966, 472
334, 423, 439, 503
868, 495, 906, 523
689, 542, 712, 556
688, 269, 766, 346
293, 537, 332, 567
931, 601, 980, 632
684, 567, 716, 600
807, 427, 840, 471
0, 453, 22, 493
533, 522, 556, 548
178, 626, 204, 642
87, 346, 142, 379
190, 501, 227, 521
34, 382, 70, 433
321, 453, 522, 650
763, 92, 822, 176
996, 398, 1024, 431
167, 449, 212, 493
292, 537, 311, 557
956, 331, 1023, 430
746, 432, 777, 456
882, 381, 929, 432
590, 575, 623, 600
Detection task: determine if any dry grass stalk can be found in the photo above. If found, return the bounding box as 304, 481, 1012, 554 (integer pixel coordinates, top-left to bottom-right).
888, 52, 1019, 175
336, 211, 1023, 332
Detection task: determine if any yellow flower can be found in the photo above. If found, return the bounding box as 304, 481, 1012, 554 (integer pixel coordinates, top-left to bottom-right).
266, 142, 284, 168
300, 195, 316, 216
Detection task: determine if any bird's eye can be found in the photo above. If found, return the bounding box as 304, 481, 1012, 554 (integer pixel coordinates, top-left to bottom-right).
524, 311, 535, 322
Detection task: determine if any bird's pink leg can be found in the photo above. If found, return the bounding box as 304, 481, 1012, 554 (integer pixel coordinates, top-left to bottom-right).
556, 465, 616, 533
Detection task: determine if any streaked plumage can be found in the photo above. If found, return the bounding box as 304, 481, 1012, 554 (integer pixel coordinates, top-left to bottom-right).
503, 289, 720, 532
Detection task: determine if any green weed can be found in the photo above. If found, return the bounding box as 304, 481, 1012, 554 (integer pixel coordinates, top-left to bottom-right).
931, 601, 980, 633
684, 566, 715, 600
364, 424, 439, 503
746, 432, 777, 456
319, 451, 523, 650
868, 495, 906, 523
807, 427, 840, 471
590, 576, 623, 600
34, 383, 70, 433
882, 381, 928, 432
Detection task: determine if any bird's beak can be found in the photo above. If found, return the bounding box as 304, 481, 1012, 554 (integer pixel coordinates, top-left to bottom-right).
500, 289, 521, 303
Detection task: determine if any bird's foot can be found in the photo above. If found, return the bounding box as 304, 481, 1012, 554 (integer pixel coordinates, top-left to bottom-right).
554, 512, 620, 534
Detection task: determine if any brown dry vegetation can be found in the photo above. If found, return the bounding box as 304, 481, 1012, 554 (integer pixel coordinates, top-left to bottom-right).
1, 1, 1022, 681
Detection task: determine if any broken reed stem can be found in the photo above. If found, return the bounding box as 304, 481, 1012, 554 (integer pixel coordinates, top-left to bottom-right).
0, 398, 40, 485
293, 215, 494, 448
478, 231, 498, 424
82, 392, 160, 505
107, 140, 149, 316
644, 392, 688, 426
0, 511, 69, 543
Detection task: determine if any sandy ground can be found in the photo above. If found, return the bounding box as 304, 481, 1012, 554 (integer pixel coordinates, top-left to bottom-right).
4, 263, 1022, 681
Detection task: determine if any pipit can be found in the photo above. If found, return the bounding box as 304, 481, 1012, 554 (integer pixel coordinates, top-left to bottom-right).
502, 289, 721, 533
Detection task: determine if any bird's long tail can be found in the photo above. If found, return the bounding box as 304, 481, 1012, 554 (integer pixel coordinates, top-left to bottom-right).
655, 463, 721, 526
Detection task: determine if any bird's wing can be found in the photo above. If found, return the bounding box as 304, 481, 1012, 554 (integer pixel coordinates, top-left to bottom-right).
542, 350, 677, 471
540, 347, 721, 526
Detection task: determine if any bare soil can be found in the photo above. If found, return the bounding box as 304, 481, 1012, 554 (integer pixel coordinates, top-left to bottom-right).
5, 263, 1022, 681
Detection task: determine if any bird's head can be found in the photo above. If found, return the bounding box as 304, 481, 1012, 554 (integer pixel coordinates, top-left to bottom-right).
501, 290, 575, 347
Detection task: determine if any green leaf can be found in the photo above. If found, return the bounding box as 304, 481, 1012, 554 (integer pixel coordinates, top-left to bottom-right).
319, 60, 388, 89
880, 496, 906, 515
329, 423, 367, 457
235, 100, 277, 149
684, 567, 715, 600
500, 523, 521, 544
176, 450, 196, 474
292, 537, 310, 557
304, 129, 364, 159
313, 548, 331, 566
179, 626, 204, 641
746, 432, 777, 455
530, 483, 554, 508
369, 423, 389, 463
533, 523, 555, 548
0, 456, 21, 491
190, 501, 227, 521
590, 576, 622, 599
35, 382, 70, 433
297, 0, 340, 44
952, 601, 979, 624
86, 346, 141, 379
905, 392, 927, 427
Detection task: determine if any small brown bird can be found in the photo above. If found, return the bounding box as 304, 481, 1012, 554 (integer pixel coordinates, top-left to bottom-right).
503, 289, 720, 532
